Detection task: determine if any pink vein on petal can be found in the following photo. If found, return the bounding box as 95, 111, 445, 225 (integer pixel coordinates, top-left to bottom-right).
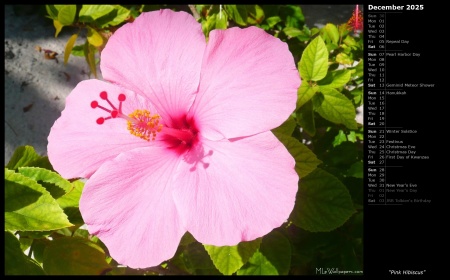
172, 132, 298, 246
100, 9, 206, 127
189, 26, 300, 141
47, 79, 162, 179
79, 146, 185, 269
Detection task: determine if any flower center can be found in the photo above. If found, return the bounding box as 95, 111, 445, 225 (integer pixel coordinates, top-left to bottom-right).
159, 115, 199, 153
90, 91, 198, 147
127, 110, 162, 141
90, 91, 162, 141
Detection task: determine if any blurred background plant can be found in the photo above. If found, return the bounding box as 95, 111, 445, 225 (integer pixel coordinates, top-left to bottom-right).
5, 4, 364, 275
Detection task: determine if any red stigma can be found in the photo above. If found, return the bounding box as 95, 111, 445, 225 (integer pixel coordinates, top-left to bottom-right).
91, 101, 98, 108
100, 91, 108, 99
91, 91, 126, 125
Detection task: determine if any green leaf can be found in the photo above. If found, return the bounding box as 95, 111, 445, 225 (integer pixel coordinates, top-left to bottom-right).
71, 45, 85, 56
18, 167, 72, 193
225, 5, 247, 26
299, 36, 328, 81
332, 129, 348, 146
266, 16, 282, 28
296, 100, 316, 136
18, 231, 52, 239
19, 235, 33, 252
343, 35, 358, 48
290, 168, 356, 232
283, 27, 303, 38
73, 228, 90, 239
326, 141, 360, 168
336, 52, 353, 65
179, 231, 197, 247
237, 231, 291, 275
347, 130, 357, 142
28, 156, 55, 172
271, 115, 296, 136
31, 238, 48, 264
5, 145, 41, 170
318, 69, 352, 89
201, 14, 216, 38
107, 266, 127, 275
265, 16, 281, 28
351, 61, 364, 82
246, 5, 264, 25
204, 238, 261, 275
297, 82, 318, 109
64, 33, 78, 65
79, 5, 115, 23
215, 11, 228, 29
347, 161, 363, 178
5, 169, 73, 231
279, 5, 305, 28
237, 251, 275, 275
43, 237, 111, 275
313, 88, 358, 129
322, 23, 339, 45
87, 26, 104, 47
273, 134, 322, 178
180, 242, 221, 275
56, 180, 84, 208
56, 180, 85, 225
45, 5, 58, 19
258, 231, 291, 275
95, 5, 131, 28
57, 5, 76, 26
5, 231, 46, 275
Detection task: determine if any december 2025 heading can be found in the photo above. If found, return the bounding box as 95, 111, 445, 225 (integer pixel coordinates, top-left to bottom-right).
367, 4, 424, 10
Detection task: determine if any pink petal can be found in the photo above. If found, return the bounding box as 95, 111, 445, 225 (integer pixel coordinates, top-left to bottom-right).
172, 132, 298, 245
79, 146, 185, 269
189, 26, 300, 141
100, 10, 206, 127
47, 79, 163, 179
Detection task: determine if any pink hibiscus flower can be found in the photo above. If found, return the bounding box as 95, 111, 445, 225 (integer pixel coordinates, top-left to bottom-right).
47, 9, 300, 269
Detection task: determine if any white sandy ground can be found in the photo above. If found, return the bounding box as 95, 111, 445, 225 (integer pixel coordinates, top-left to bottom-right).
4, 5, 362, 164
4, 5, 101, 163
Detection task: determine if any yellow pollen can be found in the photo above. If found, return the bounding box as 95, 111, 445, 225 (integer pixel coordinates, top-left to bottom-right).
127, 109, 162, 141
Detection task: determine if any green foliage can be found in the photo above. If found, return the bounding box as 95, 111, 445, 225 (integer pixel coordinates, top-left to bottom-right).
5, 231, 46, 275
299, 36, 329, 81
6, 4, 364, 275
43, 237, 111, 275
237, 231, 291, 275
290, 168, 356, 232
4, 146, 87, 275
204, 238, 261, 275
45, 4, 132, 77
5, 169, 73, 231
273, 133, 322, 178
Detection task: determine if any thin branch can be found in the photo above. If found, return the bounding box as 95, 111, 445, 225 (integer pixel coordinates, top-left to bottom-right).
188, 5, 200, 20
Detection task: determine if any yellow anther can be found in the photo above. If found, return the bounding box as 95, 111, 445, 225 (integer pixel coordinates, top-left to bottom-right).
127, 109, 162, 141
